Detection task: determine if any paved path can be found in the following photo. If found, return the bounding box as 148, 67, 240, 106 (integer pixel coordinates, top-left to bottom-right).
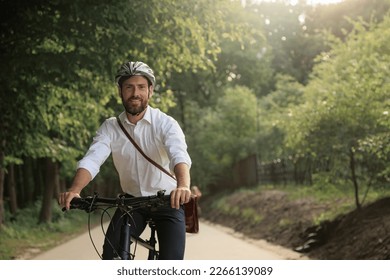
32, 220, 306, 260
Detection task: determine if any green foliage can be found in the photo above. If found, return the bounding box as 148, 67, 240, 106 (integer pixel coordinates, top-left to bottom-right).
189, 86, 258, 186
257, 74, 305, 161
166, 0, 272, 132
2, 0, 390, 227
284, 14, 390, 191
1, 0, 247, 168
305, 0, 390, 39
250, 1, 330, 84
209, 182, 390, 229
0, 199, 90, 259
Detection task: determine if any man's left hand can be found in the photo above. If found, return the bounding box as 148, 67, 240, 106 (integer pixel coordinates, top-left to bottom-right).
170, 186, 191, 209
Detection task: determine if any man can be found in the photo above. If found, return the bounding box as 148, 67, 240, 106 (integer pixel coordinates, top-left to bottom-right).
58, 61, 192, 259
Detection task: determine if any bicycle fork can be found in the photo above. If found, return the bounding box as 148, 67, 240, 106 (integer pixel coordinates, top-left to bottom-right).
147, 222, 158, 260
118, 216, 159, 260
119, 214, 132, 260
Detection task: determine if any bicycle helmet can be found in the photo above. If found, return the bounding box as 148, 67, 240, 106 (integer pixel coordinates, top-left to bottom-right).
115, 61, 156, 87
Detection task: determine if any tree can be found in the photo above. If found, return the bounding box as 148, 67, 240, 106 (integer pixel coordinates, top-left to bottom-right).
190, 86, 258, 189
257, 74, 305, 161
166, 0, 274, 167
247, 1, 329, 84
0, 0, 260, 225
305, 0, 390, 40
284, 15, 390, 208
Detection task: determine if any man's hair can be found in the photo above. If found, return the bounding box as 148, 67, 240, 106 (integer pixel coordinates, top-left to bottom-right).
117, 75, 153, 88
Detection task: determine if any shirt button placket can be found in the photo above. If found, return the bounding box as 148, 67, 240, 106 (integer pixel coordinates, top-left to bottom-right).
133, 126, 143, 188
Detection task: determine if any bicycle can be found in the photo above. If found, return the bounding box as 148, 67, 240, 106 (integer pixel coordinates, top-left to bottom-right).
63, 190, 171, 260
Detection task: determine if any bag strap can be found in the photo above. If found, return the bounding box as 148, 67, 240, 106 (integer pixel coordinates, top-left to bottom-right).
116, 116, 176, 180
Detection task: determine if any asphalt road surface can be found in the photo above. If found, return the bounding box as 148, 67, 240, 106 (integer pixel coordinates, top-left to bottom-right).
32, 220, 306, 260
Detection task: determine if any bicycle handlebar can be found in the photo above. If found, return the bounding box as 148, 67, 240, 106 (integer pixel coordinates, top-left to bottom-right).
62, 190, 171, 213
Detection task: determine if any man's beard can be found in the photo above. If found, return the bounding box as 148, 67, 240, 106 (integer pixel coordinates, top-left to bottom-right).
122, 96, 148, 116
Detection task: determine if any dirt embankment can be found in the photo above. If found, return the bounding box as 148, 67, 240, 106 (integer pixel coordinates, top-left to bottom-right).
201, 190, 390, 260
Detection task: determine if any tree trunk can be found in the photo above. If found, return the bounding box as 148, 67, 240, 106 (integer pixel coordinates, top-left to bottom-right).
33, 158, 44, 202
306, 156, 313, 185
39, 158, 59, 224
0, 149, 5, 228
59, 179, 67, 193
349, 148, 361, 210
23, 157, 35, 204
6, 164, 18, 215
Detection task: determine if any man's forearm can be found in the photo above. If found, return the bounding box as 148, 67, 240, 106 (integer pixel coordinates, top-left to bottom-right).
174, 163, 191, 189
68, 168, 92, 194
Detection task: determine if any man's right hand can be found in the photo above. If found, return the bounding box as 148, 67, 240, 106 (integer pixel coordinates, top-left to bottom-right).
59, 168, 92, 210
58, 191, 81, 210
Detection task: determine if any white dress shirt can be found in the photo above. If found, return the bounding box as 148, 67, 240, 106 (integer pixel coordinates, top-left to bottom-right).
77, 106, 192, 197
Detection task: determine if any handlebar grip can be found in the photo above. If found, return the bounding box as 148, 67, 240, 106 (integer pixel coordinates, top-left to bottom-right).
61, 205, 79, 212
61, 197, 90, 212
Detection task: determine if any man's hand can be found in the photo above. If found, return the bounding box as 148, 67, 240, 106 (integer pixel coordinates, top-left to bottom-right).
58, 191, 81, 210
59, 168, 91, 210
171, 163, 191, 209
170, 186, 191, 209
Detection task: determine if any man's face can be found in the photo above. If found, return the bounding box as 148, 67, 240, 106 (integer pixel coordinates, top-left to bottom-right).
119, 75, 153, 116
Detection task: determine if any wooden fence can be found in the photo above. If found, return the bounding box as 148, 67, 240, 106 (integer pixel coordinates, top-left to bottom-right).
231, 154, 313, 188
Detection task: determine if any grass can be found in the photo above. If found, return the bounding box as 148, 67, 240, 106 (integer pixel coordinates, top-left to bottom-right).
2, 183, 389, 259
209, 182, 390, 226
211, 195, 264, 224
0, 200, 100, 260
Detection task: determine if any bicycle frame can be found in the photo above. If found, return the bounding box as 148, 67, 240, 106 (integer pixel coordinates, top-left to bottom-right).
64, 190, 169, 260
129, 220, 159, 260
118, 215, 159, 260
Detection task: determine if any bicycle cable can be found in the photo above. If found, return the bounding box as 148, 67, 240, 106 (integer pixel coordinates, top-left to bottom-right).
86, 194, 105, 259
70, 192, 169, 260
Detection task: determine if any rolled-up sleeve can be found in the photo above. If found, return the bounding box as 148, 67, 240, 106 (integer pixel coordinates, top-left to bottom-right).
163, 120, 192, 172
77, 122, 112, 180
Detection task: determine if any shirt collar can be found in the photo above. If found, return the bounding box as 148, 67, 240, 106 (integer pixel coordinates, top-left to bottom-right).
143, 106, 152, 124
120, 106, 152, 125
